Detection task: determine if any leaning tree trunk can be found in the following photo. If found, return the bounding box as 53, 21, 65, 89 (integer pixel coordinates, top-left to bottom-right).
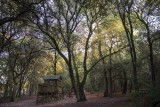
72, 51, 87, 101
67, 48, 81, 101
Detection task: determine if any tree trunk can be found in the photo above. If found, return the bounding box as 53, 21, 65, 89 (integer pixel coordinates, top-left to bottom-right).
98, 42, 109, 97
77, 84, 87, 102
108, 68, 112, 97
149, 43, 156, 84
108, 48, 112, 97
129, 79, 132, 93
145, 24, 156, 85
17, 75, 24, 97
29, 82, 34, 96
10, 84, 16, 102
3, 79, 9, 98
89, 72, 96, 92
68, 62, 81, 101
104, 71, 109, 97
131, 45, 138, 90
72, 51, 87, 101
54, 51, 57, 75
122, 70, 127, 94
67, 45, 81, 101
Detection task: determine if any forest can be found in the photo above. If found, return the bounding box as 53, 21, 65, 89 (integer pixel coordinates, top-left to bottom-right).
0, 0, 160, 107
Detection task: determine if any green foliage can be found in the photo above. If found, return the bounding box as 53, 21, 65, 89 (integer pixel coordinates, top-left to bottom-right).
131, 80, 160, 107
130, 91, 145, 107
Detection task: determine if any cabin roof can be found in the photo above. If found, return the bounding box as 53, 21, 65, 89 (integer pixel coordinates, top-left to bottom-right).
44, 75, 62, 81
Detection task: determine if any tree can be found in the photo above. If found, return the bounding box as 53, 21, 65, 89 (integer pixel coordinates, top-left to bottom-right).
30, 0, 108, 101
94, 15, 126, 96
0, 0, 44, 53
1, 34, 45, 101
134, 0, 160, 85
115, 0, 138, 91
31, 0, 84, 101
0, 0, 44, 26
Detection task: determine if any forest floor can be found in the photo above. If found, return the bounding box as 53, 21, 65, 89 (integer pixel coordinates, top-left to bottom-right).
0, 92, 131, 107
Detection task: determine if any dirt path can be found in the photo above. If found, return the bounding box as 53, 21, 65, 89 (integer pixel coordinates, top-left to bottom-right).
0, 93, 131, 107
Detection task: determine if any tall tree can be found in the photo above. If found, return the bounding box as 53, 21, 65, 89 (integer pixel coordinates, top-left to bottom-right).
30, 0, 85, 101
30, 0, 107, 101
134, 0, 160, 85
116, 0, 138, 90
95, 15, 126, 96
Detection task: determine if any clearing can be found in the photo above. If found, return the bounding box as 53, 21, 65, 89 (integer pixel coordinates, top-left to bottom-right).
0, 93, 131, 107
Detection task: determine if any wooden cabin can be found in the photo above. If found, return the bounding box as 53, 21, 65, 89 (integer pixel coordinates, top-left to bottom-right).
36, 75, 63, 103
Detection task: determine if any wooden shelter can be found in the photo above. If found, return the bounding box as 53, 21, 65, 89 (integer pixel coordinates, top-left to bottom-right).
36, 75, 63, 103
44, 75, 62, 85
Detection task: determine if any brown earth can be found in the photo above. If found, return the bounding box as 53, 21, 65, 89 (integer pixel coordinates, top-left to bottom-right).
0, 93, 131, 107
